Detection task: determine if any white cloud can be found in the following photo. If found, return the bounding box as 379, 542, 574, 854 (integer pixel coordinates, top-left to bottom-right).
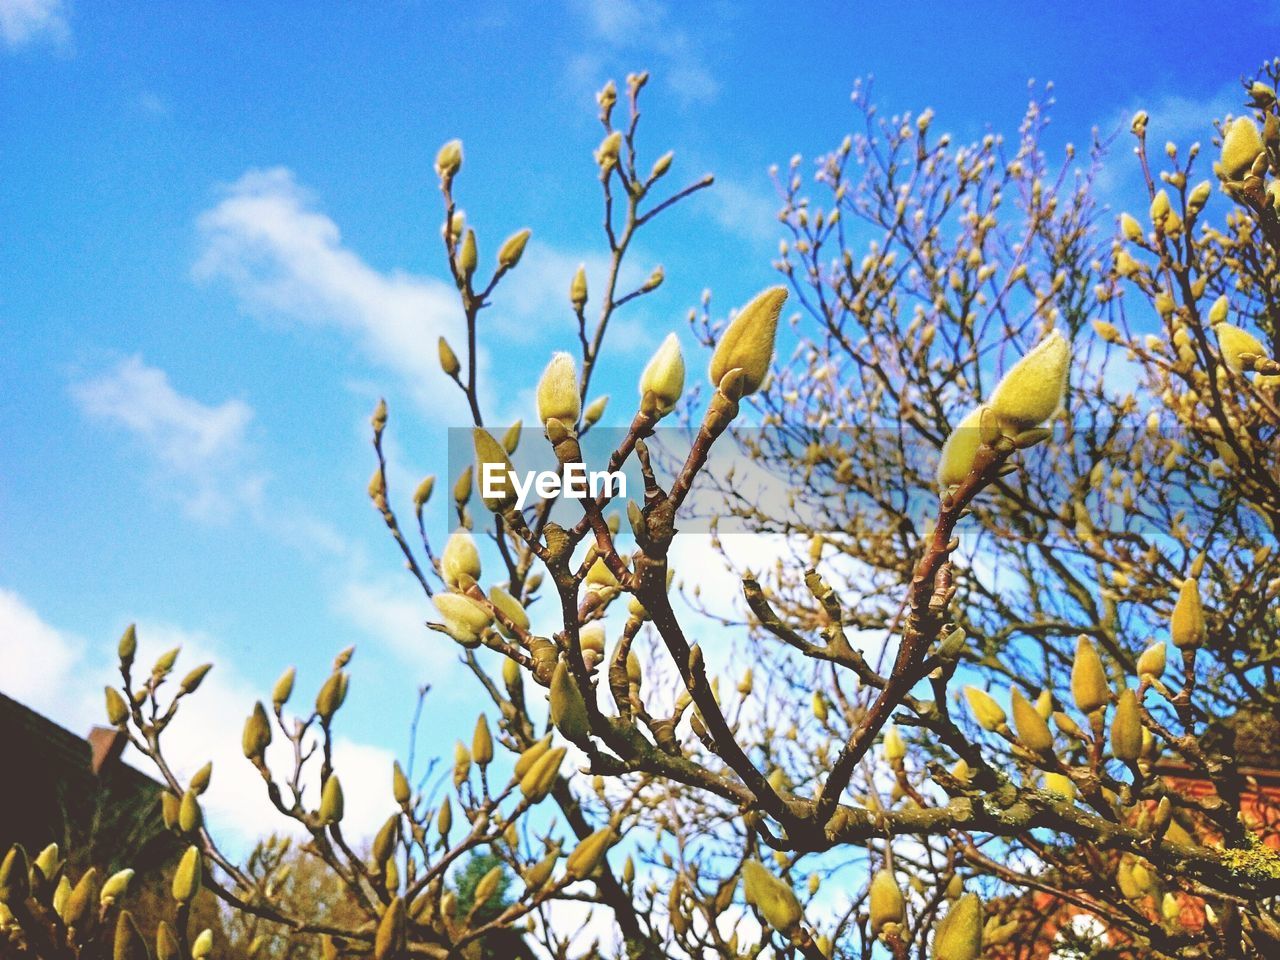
0, 0, 68, 50
0, 587, 90, 727
71, 355, 264, 520
193, 168, 478, 421
705, 176, 782, 248
569, 0, 719, 108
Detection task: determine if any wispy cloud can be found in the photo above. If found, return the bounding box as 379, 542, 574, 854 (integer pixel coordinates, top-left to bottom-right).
71, 355, 264, 520
568, 0, 720, 108
0, 0, 68, 50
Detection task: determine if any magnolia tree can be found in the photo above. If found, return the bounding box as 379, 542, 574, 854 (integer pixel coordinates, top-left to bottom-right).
4, 62, 1280, 960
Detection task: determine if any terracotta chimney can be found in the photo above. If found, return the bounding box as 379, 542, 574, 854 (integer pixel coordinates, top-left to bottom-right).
87, 725, 127, 774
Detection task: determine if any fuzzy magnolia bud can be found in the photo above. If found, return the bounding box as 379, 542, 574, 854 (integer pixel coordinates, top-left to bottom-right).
1119, 212, 1143, 242
319, 775, 344, 825
570, 265, 588, 309
171, 846, 202, 904
1215, 323, 1267, 373
489, 585, 529, 636
537, 352, 581, 427
869, 868, 905, 934
988, 330, 1070, 433
583, 395, 608, 425
565, 828, 614, 880
374, 897, 406, 960
934, 893, 983, 960
1010, 687, 1054, 753
191, 930, 213, 960
937, 406, 986, 488
392, 761, 411, 805
524, 850, 559, 890
963, 686, 1006, 732
1171, 578, 1206, 648
242, 702, 272, 759
549, 660, 590, 744
1111, 688, 1142, 762
498, 229, 531, 269
179, 790, 202, 833
440, 530, 481, 586
1071, 636, 1109, 714
433, 593, 493, 644
742, 860, 802, 933
435, 139, 463, 180
105, 686, 129, 726
1220, 116, 1263, 179
639, 332, 686, 417
708, 287, 787, 396
595, 131, 622, 167
438, 337, 461, 377
519, 745, 567, 803
472, 714, 494, 766
473, 428, 517, 512
114, 911, 149, 960
473, 865, 503, 906
1137, 642, 1166, 679
882, 725, 906, 763
99, 869, 133, 907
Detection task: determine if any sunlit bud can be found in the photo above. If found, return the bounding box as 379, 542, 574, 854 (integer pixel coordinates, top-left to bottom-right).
105, 687, 129, 726
519, 745, 567, 803
1162, 892, 1182, 924
514, 735, 552, 778
869, 868, 905, 934
178, 790, 202, 833
524, 849, 560, 891
596, 131, 623, 168
171, 846, 202, 904
643, 266, 664, 291
372, 815, 399, 866
318, 775, 344, 825
118, 624, 137, 665
489, 586, 529, 636
433, 593, 493, 644
471, 714, 493, 767
963, 686, 1006, 732
550, 660, 590, 744
950, 758, 972, 784
62, 867, 96, 927
242, 702, 271, 760
989, 330, 1070, 433
1071, 636, 1109, 714
1171, 577, 1205, 648
436, 796, 452, 837
1249, 81, 1276, 106
1207, 295, 1230, 326
1092, 320, 1120, 343
937, 405, 985, 489
566, 828, 614, 880
441, 532, 481, 587
1188, 179, 1212, 212
457, 229, 478, 282
1119, 212, 1143, 241
650, 150, 674, 180
742, 860, 802, 933
452, 741, 470, 787
1130, 110, 1148, 135
934, 892, 983, 960
155, 922, 180, 960
435, 140, 463, 180
584, 395, 609, 425
1043, 773, 1075, 801
1220, 116, 1263, 179
498, 229, 531, 270
392, 761, 411, 804
438, 337, 460, 377
883, 724, 906, 763
1111, 688, 1142, 762
708, 286, 788, 395
1149, 190, 1170, 224
374, 897, 406, 960
1216, 323, 1267, 373
315, 671, 347, 721
1010, 687, 1053, 753
1114, 249, 1140, 277
1137, 642, 1166, 679
537, 352, 581, 427
474, 428, 517, 512
192, 930, 213, 959
639, 332, 686, 417
0, 845, 29, 907
570, 264, 588, 309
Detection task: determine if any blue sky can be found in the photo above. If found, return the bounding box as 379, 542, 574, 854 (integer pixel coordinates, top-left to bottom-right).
2, 0, 1276, 840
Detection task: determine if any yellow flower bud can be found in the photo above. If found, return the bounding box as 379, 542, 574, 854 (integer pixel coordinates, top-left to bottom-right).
565, 828, 614, 880
1010, 687, 1053, 753
434, 140, 462, 180
708, 286, 788, 396
1043, 773, 1076, 800
882, 724, 906, 763
988, 330, 1070, 433
441, 531, 481, 586
242, 702, 271, 759
472, 714, 493, 766
374, 897, 406, 960
550, 660, 590, 744
963, 686, 1006, 732
99, 868, 133, 907
1215, 323, 1267, 373
191, 930, 213, 960
497, 228, 531, 269
524, 849, 560, 890
869, 868, 905, 934
105, 686, 129, 726
473, 428, 517, 512
537, 352, 581, 427
438, 336, 460, 377
1187, 179, 1212, 212
114, 911, 148, 960
595, 130, 622, 167
519, 745, 567, 803
1119, 212, 1143, 241
171, 846, 202, 904
392, 761, 410, 804
639, 332, 686, 417
583, 394, 608, 425
458, 229, 477, 281
1208, 295, 1229, 326
433, 593, 493, 644
179, 790, 202, 833
514, 734, 552, 778
489, 585, 529, 636
1136, 641, 1166, 679
1111, 688, 1142, 762
933, 892, 983, 960
1220, 116, 1263, 179
1171, 577, 1205, 648
570, 264, 588, 309
937, 405, 985, 489
1149, 189, 1171, 224
1071, 636, 1109, 714
742, 860, 802, 933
